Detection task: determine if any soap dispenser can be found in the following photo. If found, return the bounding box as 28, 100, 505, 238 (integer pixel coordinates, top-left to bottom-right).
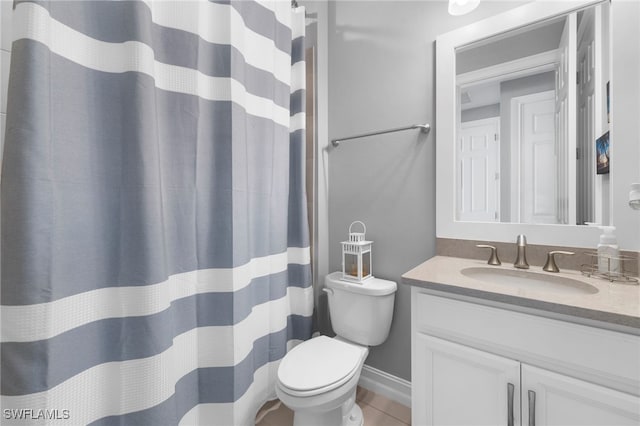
597, 226, 620, 274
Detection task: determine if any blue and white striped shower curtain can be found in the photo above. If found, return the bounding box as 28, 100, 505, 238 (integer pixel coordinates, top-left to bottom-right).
0, 1, 312, 424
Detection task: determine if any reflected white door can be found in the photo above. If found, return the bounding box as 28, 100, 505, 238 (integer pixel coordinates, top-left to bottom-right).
512, 91, 557, 224
555, 13, 577, 224
577, 6, 597, 225
457, 118, 500, 222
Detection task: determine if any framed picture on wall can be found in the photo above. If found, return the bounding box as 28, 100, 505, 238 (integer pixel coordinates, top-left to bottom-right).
596, 131, 610, 175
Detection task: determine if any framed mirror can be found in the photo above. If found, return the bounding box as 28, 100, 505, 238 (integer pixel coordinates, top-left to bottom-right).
455, 4, 610, 226
435, 0, 627, 247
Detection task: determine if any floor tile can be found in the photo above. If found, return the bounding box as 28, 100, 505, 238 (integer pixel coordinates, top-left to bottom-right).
361, 403, 409, 426
356, 386, 369, 402
257, 387, 410, 426
255, 399, 281, 425
356, 387, 411, 424
255, 401, 293, 426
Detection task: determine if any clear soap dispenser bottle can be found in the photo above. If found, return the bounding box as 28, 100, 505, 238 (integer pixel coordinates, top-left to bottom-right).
597, 226, 620, 274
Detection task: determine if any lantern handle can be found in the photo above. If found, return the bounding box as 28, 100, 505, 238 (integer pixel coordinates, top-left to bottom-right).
349, 221, 366, 235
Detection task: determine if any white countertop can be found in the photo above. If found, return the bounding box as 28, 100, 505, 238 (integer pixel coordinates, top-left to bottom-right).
402, 256, 640, 331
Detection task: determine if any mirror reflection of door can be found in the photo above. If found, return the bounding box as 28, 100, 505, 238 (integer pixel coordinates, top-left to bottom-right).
511, 90, 556, 224
576, 5, 607, 226
554, 13, 577, 225
457, 118, 500, 222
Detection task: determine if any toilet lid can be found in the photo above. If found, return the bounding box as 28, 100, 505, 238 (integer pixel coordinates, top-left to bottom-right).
278, 336, 364, 392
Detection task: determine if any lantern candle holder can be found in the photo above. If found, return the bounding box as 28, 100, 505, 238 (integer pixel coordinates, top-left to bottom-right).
341, 221, 373, 283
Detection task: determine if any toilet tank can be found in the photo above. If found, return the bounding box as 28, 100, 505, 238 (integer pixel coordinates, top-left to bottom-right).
325, 272, 397, 346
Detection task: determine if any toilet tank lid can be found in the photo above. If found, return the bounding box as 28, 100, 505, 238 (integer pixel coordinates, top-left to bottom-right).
325, 272, 397, 296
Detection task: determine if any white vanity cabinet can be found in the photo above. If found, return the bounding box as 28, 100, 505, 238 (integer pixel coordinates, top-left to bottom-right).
411, 289, 640, 426
521, 364, 639, 426
414, 333, 521, 425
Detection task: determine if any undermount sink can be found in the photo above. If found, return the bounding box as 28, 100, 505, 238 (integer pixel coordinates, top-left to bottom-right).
461, 267, 599, 296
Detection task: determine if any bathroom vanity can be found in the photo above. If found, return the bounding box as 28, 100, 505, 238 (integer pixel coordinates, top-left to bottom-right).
418, 0, 640, 421
403, 256, 640, 426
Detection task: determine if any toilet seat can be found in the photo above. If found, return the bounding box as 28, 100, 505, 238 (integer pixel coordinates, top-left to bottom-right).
277, 336, 367, 397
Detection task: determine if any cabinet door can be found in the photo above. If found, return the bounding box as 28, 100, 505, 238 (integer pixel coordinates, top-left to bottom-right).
413, 333, 521, 426
522, 364, 640, 426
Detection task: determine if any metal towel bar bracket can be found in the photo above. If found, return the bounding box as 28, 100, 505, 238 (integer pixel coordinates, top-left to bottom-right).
331, 123, 430, 147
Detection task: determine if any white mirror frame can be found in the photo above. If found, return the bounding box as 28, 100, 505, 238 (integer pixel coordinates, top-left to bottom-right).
436, 0, 615, 248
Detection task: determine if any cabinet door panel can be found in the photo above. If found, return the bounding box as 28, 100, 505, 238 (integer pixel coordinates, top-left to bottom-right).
413, 333, 521, 426
522, 364, 640, 426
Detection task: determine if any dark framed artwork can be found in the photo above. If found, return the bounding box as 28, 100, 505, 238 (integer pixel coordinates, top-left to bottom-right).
596, 131, 610, 175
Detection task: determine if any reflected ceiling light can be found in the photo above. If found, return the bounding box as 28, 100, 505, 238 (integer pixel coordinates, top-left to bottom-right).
448, 0, 480, 16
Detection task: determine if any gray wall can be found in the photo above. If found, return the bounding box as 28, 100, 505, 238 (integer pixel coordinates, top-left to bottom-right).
457, 17, 564, 74
326, 0, 527, 381
499, 71, 555, 222
462, 104, 500, 123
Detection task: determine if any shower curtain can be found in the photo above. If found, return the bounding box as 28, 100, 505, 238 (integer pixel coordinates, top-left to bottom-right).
0, 1, 312, 425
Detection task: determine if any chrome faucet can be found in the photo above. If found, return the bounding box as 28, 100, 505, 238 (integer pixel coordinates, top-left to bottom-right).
514, 235, 529, 269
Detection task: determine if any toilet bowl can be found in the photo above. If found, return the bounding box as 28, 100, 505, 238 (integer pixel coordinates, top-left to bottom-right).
276, 336, 368, 426
275, 272, 397, 426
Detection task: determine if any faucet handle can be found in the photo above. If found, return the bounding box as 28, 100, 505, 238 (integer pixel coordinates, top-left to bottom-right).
476, 244, 501, 266
543, 250, 575, 273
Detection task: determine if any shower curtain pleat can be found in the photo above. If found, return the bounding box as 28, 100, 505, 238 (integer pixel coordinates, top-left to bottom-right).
0, 1, 312, 425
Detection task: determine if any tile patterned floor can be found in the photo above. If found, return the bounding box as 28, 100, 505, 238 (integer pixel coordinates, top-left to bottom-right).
255, 386, 411, 426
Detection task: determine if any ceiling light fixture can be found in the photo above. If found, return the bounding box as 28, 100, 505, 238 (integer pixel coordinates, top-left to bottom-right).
448, 0, 480, 16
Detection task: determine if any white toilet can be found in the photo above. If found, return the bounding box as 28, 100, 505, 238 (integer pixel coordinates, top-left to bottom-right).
275, 271, 397, 426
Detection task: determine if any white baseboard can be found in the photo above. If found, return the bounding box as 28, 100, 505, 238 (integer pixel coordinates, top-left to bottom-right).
358, 364, 412, 408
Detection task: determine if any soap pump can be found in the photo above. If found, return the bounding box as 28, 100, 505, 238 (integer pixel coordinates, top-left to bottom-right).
597, 226, 620, 274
